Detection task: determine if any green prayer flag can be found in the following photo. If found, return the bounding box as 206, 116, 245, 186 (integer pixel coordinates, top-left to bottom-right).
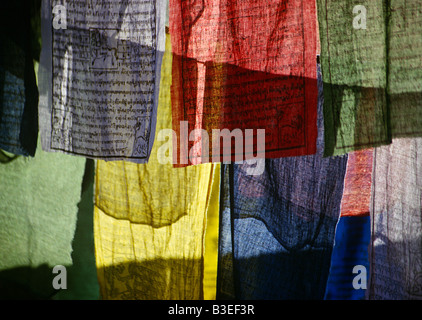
0, 137, 99, 299
317, 0, 422, 156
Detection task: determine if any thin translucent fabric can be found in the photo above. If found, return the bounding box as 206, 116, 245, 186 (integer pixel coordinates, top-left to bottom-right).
217, 64, 348, 299
38, 0, 166, 163
94, 33, 220, 300
0, 137, 88, 299
324, 149, 373, 300
170, 0, 318, 165
0, 1, 39, 156
368, 137, 422, 299
317, 0, 422, 156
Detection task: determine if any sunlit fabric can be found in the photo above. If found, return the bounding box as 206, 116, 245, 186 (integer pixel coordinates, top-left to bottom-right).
94, 34, 220, 300
38, 0, 166, 163
317, 0, 422, 156
169, 0, 318, 166
324, 216, 370, 300
368, 137, 422, 300
0, 137, 98, 299
217, 64, 348, 299
0, 1, 39, 156
337, 149, 373, 217
324, 149, 373, 300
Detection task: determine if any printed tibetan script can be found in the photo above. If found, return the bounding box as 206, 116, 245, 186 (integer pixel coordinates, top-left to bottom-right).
39, 0, 166, 162
170, 0, 318, 165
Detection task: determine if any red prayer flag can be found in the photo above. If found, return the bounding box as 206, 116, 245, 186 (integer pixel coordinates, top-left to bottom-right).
170, 0, 317, 166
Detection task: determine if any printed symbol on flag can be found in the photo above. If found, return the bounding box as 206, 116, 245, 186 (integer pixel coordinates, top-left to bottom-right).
133, 116, 150, 157
90, 29, 119, 70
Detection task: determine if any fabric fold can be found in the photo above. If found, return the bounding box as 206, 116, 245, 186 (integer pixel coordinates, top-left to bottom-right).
94, 33, 220, 300
217, 63, 348, 299
368, 137, 422, 300
169, 0, 318, 166
317, 0, 422, 156
38, 0, 166, 163
0, 137, 89, 299
324, 149, 373, 300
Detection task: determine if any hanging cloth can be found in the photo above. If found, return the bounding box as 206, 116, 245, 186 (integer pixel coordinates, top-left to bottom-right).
217, 63, 348, 299
94, 33, 220, 300
169, 0, 318, 166
317, 0, 422, 156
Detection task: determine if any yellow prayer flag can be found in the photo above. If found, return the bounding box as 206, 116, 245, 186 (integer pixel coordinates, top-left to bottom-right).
94, 33, 220, 300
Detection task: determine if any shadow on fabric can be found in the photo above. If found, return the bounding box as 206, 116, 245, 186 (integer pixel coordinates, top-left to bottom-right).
0, 159, 99, 300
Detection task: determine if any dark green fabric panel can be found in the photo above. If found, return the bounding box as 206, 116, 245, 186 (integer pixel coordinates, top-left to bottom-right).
318, 0, 422, 156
